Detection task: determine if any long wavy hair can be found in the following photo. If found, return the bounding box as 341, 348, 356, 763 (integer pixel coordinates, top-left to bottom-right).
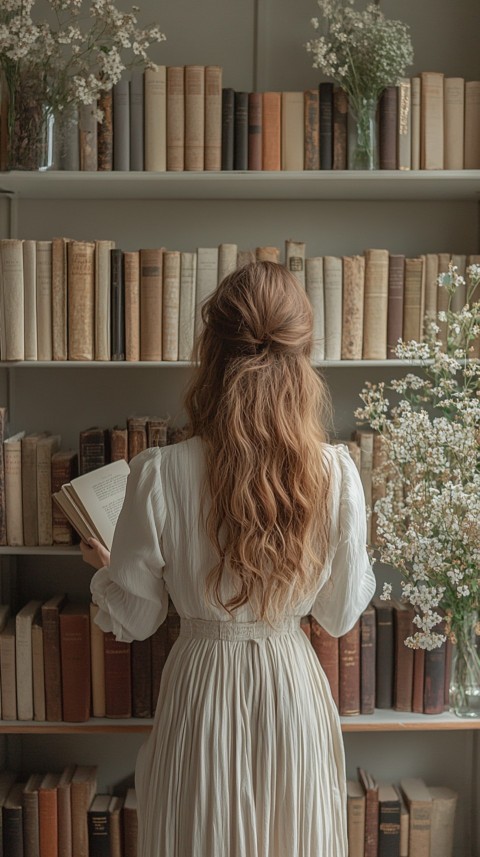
184, 261, 332, 624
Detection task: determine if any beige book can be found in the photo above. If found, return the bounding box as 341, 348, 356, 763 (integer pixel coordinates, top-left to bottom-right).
178, 252, 197, 362
363, 249, 389, 359
0, 617, 16, 719
450, 254, 467, 313
108, 795, 124, 857
428, 786, 457, 857
52, 237, 68, 361
323, 256, 342, 360
36, 240, 53, 361
205, 65, 222, 171
424, 254, 439, 334
467, 253, 480, 358
16, 599, 42, 720
397, 78, 411, 170
185, 65, 205, 171
162, 250, 181, 361
37, 434, 61, 546
218, 243, 237, 283
395, 787, 410, 857
400, 778, 432, 857
281, 92, 304, 171
420, 71, 444, 169
90, 603, 106, 718
403, 256, 425, 342
22, 432, 48, 547
437, 252, 451, 349
347, 780, 366, 857
256, 247, 280, 263
95, 239, 115, 361
32, 613, 46, 721
0, 238, 24, 360
166, 66, 185, 171
4, 431, 25, 546
464, 81, 480, 169
355, 429, 374, 543
71, 766, 98, 857
144, 65, 166, 171
342, 255, 365, 360
68, 241, 95, 360
57, 765, 76, 857
444, 78, 465, 169
285, 239, 306, 289
0, 605, 9, 718
305, 257, 324, 363
195, 247, 218, 337
237, 249, 256, 267
23, 240, 37, 360
140, 248, 164, 361
78, 103, 98, 170
411, 76, 421, 170
124, 251, 140, 361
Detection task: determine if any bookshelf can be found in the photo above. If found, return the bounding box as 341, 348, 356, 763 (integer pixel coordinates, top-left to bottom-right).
0, 0, 479, 853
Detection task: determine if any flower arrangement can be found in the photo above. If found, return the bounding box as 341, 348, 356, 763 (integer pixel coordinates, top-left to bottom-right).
355, 263, 480, 715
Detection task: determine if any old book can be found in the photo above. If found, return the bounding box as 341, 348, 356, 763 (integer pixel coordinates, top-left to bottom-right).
53, 459, 129, 550
0, 408, 7, 547
124, 251, 140, 361
60, 604, 91, 722
162, 250, 181, 361
113, 78, 130, 171
412, 649, 425, 714
0, 617, 17, 719
108, 796, 124, 857
88, 794, 110, 857
23, 773, 42, 857
51, 237, 68, 361
128, 415, 148, 460
36, 240, 53, 361
319, 83, 333, 169
397, 78, 412, 170
132, 636, 152, 718
358, 769, 379, 857
42, 594, 67, 722
140, 248, 163, 360
423, 254, 439, 335
304, 89, 320, 170
248, 92, 263, 170
444, 78, 464, 169
32, 613, 46, 722
37, 434, 61, 545
22, 432, 47, 546
218, 243, 238, 283
123, 789, 138, 857
185, 65, 205, 170
411, 76, 421, 170
71, 767, 97, 857
111, 248, 125, 360
436, 252, 451, 349
68, 241, 95, 360
16, 599, 42, 720
354, 429, 374, 543
0, 239, 24, 360
306, 257, 325, 363
424, 639, 446, 715
333, 87, 348, 169
373, 597, 394, 709
347, 781, 366, 857
147, 417, 168, 448
151, 623, 168, 710
205, 65, 222, 171
23, 240, 37, 360
52, 451, 78, 545
428, 786, 457, 857
400, 778, 432, 857
378, 783, 401, 857
166, 66, 184, 171
464, 81, 480, 169
450, 253, 467, 313
110, 426, 128, 462
281, 91, 304, 170
144, 65, 166, 171
234, 91, 248, 170
0, 605, 9, 717
178, 251, 197, 361
3, 782, 26, 857
339, 619, 361, 715
94, 239, 115, 361
403, 256, 425, 342
104, 632, 132, 718
97, 88, 113, 171
262, 92, 281, 170
285, 239, 306, 288
256, 246, 280, 263
396, 788, 409, 857
323, 255, 342, 360
363, 249, 389, 360
79, 426, 109, 475
387, 254, 405, 357
57, 765, 75, 857
420, 72, 444, 170
195, 247, 218, 337
392, 598, 415, 712
79, 103, 98, 170
379, 86, 397, 170
237, 249, 256, 267
130, 71, 144, 171
360, 603, 376, 715
38, 773, 59, 857
342, 255, 365, 360
221, 87, 234, 170
89, 603, 106, 718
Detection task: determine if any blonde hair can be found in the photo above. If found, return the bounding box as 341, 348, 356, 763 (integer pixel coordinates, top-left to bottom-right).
185, 261, 332, 624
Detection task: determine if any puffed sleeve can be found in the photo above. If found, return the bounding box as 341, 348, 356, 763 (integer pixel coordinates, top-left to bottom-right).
90, 447, 169, 643
310, 445, 377, 637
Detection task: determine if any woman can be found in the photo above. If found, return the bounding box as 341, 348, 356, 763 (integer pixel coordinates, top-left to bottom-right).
82, 261, 376, 857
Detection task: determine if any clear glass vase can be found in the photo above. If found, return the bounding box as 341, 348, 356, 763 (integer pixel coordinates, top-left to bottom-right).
6, 71, 55, 171
449, 611, 480, 718
347, 97, 379, 170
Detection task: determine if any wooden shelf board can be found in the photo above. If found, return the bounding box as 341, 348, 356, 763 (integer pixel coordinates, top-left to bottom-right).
0, 546, 80, 555
0, 359, 424, 368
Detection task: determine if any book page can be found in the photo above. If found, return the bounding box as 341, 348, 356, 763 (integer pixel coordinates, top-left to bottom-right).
67, 460, 130, 550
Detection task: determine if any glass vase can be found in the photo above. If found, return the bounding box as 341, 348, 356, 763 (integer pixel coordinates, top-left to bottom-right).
347, 97, 379, 170
449, 611, 480, 718
6, 72, 55, 171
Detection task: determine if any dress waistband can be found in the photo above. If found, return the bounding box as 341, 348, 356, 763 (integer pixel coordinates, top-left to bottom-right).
179, 615, 302, 642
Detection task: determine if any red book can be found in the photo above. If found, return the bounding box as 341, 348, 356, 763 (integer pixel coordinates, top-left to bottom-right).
59, 604, 91, 722
310, 617, 339, 707
262, 92, 281, 170
42, 594, 67, 722
339, 620, 361, 716
104, 632, 132, 718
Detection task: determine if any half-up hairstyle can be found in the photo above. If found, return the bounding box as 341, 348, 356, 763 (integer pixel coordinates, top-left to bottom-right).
184, 261, 332, 625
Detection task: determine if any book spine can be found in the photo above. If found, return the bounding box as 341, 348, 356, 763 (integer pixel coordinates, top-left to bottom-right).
248, 92, 263, 170
379, 800, 401, 857
262, 92, 281, 170
132, 637, 152, 718
444, 77, 464, 169
333, 87, 348, 170
379, 85, 398, 170
310, 617, 339, 706
94, 239, 114, 361
323, 255, 342, 360
42, 602, 64, 721
420, 72, 444, 170
411, 76, 421, 170
0, 619, 17, 719
140, 248, 163, 360
104, 633, 132, 718
185, 65, 205, 170
0, 408, 6, 546
39, 786, 58, 857
79, 429, 107, 475
304, 89, 319, 170
218, 244, 238, 283
306, 257, 325, 363
256, 246, 280, 263
60, 609, 91, 722
110, 428, 128, 462
97, 89, 113, 171
36, 241, 53, 361
79, 103, 98, 171
424, 642, 446, 715
3, 804, 24, 857
68, 241, 95, 360
234, 91, 249, 170
52, 454, 78, 545
412, 648, 425, 714
363, 249, 389, 359
0, 239, 24, 361
144, 66, 166, 171
397, 78, 412, 170
162, 250, 181, 361
90, 603, 106, 718
124, 251, 140, 362
129, 71, 144, 171
387, 254, 405, 357
221, 88, 234, 170
88, 804, 110, 857
393, 607, 415, 712
32, 620, 45, 721
37, 438, 60, 546
403, 256, 425, 342
319, 83, 333, 170
339, 620, 361, 715
178, 251, 197, 361
22, 436, 39, 547
23, 240, 38, 361
4, 440, 23, 546
195, 248, 218, 338
341, 255, 365, 360
110, 249, 125, 361
360, 606, 376, 714
285, 239, 306, 289
205, 65, 222, 171
166, 67, 185, 171
51, 238, 68, 361
23, 786, 40, 857
281, 91, 304, 171
464, 81, 480, 169
147, 419, 168, 448
127, 418, 148, 460
374, 602, 394, 709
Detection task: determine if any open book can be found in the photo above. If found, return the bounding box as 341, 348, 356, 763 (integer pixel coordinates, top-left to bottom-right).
52, 459, 130, 550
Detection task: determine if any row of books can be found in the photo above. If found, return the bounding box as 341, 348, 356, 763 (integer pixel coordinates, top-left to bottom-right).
1, 238, 478, 363
348, 772, 457, 857
0, 768, 138, 857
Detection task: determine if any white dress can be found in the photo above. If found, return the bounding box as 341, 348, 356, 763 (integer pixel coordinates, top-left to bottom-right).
90, 436, 376, 857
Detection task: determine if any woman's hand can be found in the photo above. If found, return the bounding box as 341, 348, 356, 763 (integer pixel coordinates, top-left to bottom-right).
80, 538, 111, 570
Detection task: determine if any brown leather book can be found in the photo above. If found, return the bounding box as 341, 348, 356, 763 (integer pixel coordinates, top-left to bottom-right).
310, 617, 339, 707
52, 451, 78, 545
304, 89, 319, 170
123, 789, 138, 857
341, 255, 365, 360
110, 427, 128, 462
140, 248, 163, 361
262, 92, 281, 170
319, 82, 333, 169
424, 639, 446, 715
300, 615, 311, 641
360, 604, 376, 714
79, 427, 109, 475
39, 773, 59, 857
333, 87, 348, 170
23, 773, 42, 857
22, 432, 48, 547
358, 769, 379, 857
412, 648, 425, 714
59, 604, 91, 722
392, 599, 415, 712
248, 92, 263, 170
132, 636, 152, 718
71, 767, 97, 857
127, 415, 148, 461
52, 237, 68, 361
339, 619, 361, 716
363, 249, 389, 359
3, 782, 26, 857
379, 86, 398, 169
151, 623, 168, 712
347, 780, 366, 857
400, 778, 432, 857
37, 434, 61, 546
185, 65, 205, 170
67, 241, 95, 360
387, 254, 405, 357
104, 632, 132, 718
108, 796, 124, 857
89, 603, 106, 718
205, 65, 222, 171
166, 66, 185, 172
97, 89, 113, 171
0, 407, 6, 546
372, 597, 394, 709
147, 417, 168, 448
124, 251, 140, 362
57, 764, 75, 857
